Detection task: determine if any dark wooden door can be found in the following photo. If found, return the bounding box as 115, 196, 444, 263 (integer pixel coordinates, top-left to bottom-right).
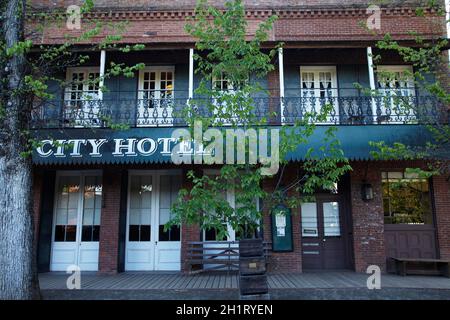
301, 197, 348, 270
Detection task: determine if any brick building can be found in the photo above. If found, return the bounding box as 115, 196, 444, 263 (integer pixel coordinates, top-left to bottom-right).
29, 1, 449, 274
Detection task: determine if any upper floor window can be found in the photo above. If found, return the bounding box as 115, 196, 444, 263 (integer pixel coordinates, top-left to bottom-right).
376, 65, 414, 96
299, 66, 338, 123
212, 73, 249, 93
300, 66, 337, 99
65, 67, 101, 127
137, 66, 175, 126
66, 67, 100, 101
376, 65, 415, 123
382, 171, 432, 225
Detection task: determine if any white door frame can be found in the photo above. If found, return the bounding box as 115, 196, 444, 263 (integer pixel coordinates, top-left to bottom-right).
125, 170, 182, 271
50, 170, 102, 271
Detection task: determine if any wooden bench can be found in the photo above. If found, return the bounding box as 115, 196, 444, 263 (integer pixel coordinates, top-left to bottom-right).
392, 258, 450, 277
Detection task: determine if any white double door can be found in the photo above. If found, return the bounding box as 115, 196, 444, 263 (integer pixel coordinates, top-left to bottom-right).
125, 171, 182, 271
137, 67, 175, 126
51, 172, 102, 271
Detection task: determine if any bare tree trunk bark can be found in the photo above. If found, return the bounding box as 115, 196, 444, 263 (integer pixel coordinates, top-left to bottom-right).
0, 0, 40, 300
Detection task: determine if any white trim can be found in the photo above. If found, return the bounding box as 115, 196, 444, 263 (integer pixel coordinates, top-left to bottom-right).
447, 0, 450, 63
367, 47, 377, 119
278, 48, 285, 123
188, 49, 194, 99
278, 48, 285, 98
99, 50, 106, 100
376, 65, 414, 73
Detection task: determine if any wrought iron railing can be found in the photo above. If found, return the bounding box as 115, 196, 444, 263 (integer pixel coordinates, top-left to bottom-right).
31, 94, 445, 129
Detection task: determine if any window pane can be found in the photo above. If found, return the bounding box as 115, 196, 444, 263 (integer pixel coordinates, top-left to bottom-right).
140, 225, 151, 241
82, 225, 93, 241
92, 225, 100, 242
129, 225, 139, 241
301, 203, 318, 237
382, 172, 431, 224
323, 202, 340, 236
65, 225, 77, 242
205, 228, 217, 241
54, 225, 65, 242
159, 175, 181, 242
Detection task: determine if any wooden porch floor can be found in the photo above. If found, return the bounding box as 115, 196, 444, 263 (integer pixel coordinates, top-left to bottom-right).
39, 271, 450, 290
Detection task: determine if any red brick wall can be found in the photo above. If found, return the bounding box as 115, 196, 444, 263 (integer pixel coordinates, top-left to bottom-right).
26, 6, 445, 45
32, 170, 43, 244
180, 169, 200, 273
350, 162, 386, 272
263, 165, 302, 273
98, 169, 122, 274
267, 67, 280, 124
29, 0, 442, 10
433, 175, 450, 259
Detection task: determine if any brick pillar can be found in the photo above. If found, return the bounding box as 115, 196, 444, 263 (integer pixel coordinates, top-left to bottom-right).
99, 169, 122, 274
267, 68, 281, 124
433, 175, 450, 259
32, 170, 43, 245
263, 166, 302, 273
350, 162, 386, 272
180, 168, 200, 273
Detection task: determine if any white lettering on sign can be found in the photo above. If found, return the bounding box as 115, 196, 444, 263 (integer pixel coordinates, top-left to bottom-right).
137, 138, 157, 156
36, 140, 54, 157
87, 139, 107, 157
113, 138, 137, 157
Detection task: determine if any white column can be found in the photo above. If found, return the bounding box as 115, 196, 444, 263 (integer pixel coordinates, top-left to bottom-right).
278, 48, 285, 122
367, 47, 377, 121
99, 50, 106, 100
189, 48, 194, 99
446, 0, 450, 63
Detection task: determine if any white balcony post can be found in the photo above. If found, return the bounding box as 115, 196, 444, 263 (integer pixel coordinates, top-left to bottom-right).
278, 47, 285, 122
189, 48, 194, 100
99, 50, 106, 100
446, 0, 450, 63
367, 47, 377, 121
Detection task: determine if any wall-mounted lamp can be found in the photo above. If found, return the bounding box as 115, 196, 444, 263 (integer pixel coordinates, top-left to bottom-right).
361, 182, 374, 201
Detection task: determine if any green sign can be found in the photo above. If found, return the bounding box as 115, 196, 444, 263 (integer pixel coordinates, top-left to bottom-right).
271, 205, 293, 252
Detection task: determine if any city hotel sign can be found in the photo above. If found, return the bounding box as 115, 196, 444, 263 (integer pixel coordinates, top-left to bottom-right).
33, 123, 280, 175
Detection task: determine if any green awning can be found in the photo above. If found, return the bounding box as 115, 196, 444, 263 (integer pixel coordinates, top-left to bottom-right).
32, 125, 434, 165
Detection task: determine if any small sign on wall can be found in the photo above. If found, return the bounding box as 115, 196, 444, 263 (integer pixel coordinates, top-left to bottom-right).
271, 205, 293, 252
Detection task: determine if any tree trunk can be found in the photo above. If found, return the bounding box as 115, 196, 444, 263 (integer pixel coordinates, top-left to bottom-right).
0, 0, 40, 299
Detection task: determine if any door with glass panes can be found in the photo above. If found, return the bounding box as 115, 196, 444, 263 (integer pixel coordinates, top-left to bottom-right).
376, 65, 415, 123
65, 68, 101, 127
51, 173, 102, 271
125, 171, 181, 271
137, 67, 174, 126
300, 66, 338, 123
301, 197, 348, 270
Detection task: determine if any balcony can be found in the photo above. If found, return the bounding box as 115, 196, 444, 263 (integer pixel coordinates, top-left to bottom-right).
31, 90, 445, 129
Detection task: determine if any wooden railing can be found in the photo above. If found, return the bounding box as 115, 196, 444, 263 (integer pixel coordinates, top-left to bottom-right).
186, 241, 272, 274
